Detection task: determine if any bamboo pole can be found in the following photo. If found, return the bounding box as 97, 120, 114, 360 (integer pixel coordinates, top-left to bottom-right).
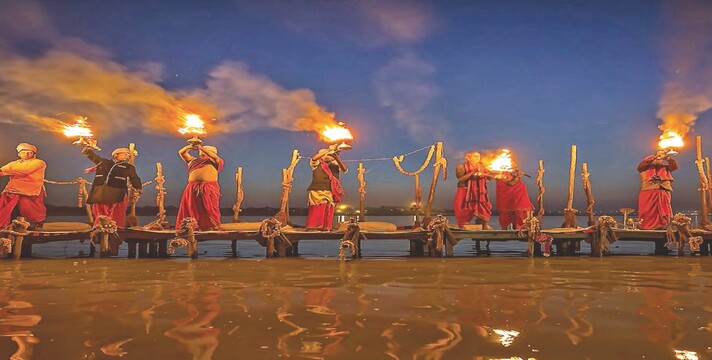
567, 145, 576, 210
357, 163, 366, 222
695, 136, 710, 227
561, 145, 578, 229
706, 157, 712, 216
275, 150, 300, 225
536, 160, 545, 220
126, 143, 139, 227
581, 163, 595, 226
423, 142, 446, 225
413, 174, 422, 226
155, 162, 167, 228
233, 167, 244, 222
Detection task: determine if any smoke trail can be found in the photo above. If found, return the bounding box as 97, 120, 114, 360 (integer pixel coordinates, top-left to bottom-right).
657, 0, 712, 136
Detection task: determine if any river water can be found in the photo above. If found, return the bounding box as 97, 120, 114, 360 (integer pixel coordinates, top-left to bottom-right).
1, 216, 710, 359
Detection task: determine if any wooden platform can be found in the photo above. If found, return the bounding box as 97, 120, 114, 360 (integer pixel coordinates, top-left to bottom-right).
3, 224, 712, 259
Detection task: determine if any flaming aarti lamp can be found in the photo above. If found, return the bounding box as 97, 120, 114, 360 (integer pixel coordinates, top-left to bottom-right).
179, 114, 207, 147
64, 116, 100, 150
322, 122, 354, 152
658, 129, 684, 156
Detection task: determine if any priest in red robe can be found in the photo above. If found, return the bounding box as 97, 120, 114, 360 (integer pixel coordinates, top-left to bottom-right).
454, 152, 493, 229
495, 169, 534, 229
305, 144, 347, 231
637, 150, 678, 230
176, 144, 224, 231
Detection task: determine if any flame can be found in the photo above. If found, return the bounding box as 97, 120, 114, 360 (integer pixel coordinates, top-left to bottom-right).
658, 129, 684, 149
63, 117, 94, 138
321, 122, 353, 142
487, 149, 514, 172
178, 114, 207, 135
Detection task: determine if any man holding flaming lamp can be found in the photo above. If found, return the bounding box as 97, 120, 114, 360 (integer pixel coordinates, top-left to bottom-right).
490, 149, 534, 230
176, 144, 224, 231
637, 130, 682, 230
454, 151, 494, 229
305, 123, 351, 231
175, 114, 224, 231
0, 143, 47, 229
82, 147, 143, 228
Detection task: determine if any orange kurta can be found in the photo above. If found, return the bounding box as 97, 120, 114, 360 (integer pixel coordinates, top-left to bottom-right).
1, 158, 46, 196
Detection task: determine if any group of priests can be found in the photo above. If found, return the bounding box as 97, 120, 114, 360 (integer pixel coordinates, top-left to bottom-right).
0, 142, 679, 233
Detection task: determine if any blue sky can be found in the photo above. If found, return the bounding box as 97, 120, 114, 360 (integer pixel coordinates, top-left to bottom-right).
0, 0, 710, 212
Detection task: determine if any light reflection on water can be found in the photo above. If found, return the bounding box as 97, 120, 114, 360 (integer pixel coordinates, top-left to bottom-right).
0, 258, 711, 359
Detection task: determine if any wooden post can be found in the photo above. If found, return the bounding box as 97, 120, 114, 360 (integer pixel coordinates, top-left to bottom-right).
78, 179, 94, 224
567, 145, 577, 210
126, 143, 139, 227
154, 162, 168, 228
695, 136, 710, 228
357, 163, 366, 222
186, 226, 197, 259
581, 163, 595, 226
413, 174, 422, 227
11, 217, 27, 260
423, 142, 446, 224
233, 167, 244, 222
99, 233, 110, 258
562, 145, 578, 229
706, 157, 712, 219
275, 150, 300, 225
127, 240, 137, 259
536, 160, 545, 220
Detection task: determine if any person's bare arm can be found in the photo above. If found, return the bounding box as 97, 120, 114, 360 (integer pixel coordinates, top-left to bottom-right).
178, 145, 196, 164
197, 145, 221, 164
311, 144, 338, 162
332, 152, 348, 173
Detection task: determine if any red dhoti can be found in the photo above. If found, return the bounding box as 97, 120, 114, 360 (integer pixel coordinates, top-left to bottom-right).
454, 187, 492, 226
305, 190, 336, 230
92, 196, 129, 228
0, 190, 46, 227
176, 181, 222, 231
638, 189, 672, 230
496, 180, 534, 230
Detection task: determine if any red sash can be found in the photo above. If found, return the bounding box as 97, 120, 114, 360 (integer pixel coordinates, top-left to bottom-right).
320, 161, 344, 203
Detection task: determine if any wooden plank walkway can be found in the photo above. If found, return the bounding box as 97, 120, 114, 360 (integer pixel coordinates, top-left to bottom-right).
3, 225, 711, 258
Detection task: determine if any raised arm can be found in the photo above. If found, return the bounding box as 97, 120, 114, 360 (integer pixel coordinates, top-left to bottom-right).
197, 145, 222, 164
332, 152, 348, 173
667, 158, 679, 172
311, 144, 338, 162
178, 145, 197, 164
637, 155, 656, 173
82, 147, 106, 165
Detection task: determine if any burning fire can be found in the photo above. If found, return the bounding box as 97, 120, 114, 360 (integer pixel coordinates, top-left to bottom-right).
321, 122, 353, 143
178, 114, 207, 135
658, 129, 684, 150
488, 149, 514, 172
63, 117, 94, 138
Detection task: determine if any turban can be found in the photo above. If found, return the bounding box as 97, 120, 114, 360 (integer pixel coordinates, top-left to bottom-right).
112, 148, 131, 157
202, 146, 218, 155
16, 143, 37, 153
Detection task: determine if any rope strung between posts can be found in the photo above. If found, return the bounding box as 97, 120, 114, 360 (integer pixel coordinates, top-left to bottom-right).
339, 144, 435, 163
45, 178, 152, 187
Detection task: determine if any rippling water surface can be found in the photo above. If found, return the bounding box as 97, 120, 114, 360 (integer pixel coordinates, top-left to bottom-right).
1, 257, 711, 359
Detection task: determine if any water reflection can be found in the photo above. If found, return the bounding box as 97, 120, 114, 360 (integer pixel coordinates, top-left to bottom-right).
0, 258, 710, 358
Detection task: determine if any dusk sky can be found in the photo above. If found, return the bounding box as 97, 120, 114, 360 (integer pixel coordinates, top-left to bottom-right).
1, 0, 712, 212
